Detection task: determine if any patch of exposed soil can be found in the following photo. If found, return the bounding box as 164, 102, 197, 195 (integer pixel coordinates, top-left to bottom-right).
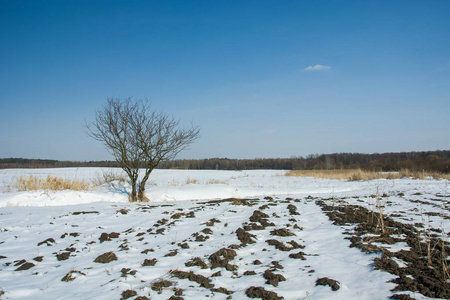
14, 262, 35, 271
37, 238, 56, 246
94, 251, 118, 264
209, 248, 237, 271
211, 287, 234, 295
72, 211, 99, 215
248, 210, 275, 229
61, 270, 86, 282
56, 252, 70, 261
170, 270, 214, 288
287, 204, 299, 215
246, 286, 283, 299
270, 228, 295, 237
142, 258, 157, 266
120, 289, 137, 299
236, 227, 256, 246
121, 268, 137, 277
316, 198, 450, 299
185, 257, 208, 269
263, 269, 286, 287
316, 277, 340, 291
288, 251, 306, 260
99, 232, 120, 243
204, 218, 221, 226
151, 279, 173, 293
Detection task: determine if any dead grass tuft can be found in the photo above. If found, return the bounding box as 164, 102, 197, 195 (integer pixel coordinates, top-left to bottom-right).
286, 169, 450, 181
92, 170, 127, 186
14, 175, 91, 191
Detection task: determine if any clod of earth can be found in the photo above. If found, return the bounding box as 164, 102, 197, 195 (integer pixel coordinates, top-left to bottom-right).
288, 251, 307, 260
185, 257, 208, 269
287, 204, 300, 215
178, 242, 189, 249
209, 248, 237, 270
117, 208, 129, 215
244, 270, 257, 275
14, 262, 35, 271
270, 228, 295, 237
141, 248, 154, 254
72, 211, 99, 215
151, 279, 173, 293
94, 251, 117, 263
121, 268, 137, 277
56, 252, 71, 261
142, 258, 157, 266
170, 270, 214, 289
211, 287, 234, 295
246, 286, 283, 300
249, 210, 275, 229
121, 289, 137, 299
205, 218, 221, 226
61, 270, 86, 282
37, 238, 56, 246
316, 277, 340, 291
263, 269, 286, 287
236, 227, 256, 246
33, 256, 43, 262
99, 232, 120, 243
164, 250, 178, 257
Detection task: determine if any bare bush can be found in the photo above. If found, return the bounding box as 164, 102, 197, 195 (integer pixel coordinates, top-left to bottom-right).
86, 98, 199, 202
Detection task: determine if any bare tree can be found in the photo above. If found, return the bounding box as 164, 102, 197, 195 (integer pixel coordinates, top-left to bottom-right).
86, 98, 200, 202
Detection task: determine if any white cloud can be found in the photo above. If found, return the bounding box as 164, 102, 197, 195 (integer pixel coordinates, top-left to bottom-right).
304, 64, 331, 71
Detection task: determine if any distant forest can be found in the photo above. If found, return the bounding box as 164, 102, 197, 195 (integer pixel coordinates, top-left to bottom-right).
1, 150, 449, 173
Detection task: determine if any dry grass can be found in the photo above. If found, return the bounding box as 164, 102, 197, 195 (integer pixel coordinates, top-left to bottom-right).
92, 170, 127, 186
14, 175, 91, 191
285, 169, 450, 181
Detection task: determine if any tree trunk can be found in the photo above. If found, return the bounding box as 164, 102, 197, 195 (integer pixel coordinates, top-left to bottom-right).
130, 179, 138, 202
137, 169, 153, 202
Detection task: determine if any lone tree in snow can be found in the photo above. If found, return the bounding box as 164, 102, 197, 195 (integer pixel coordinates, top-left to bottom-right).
86, 98, 200, 202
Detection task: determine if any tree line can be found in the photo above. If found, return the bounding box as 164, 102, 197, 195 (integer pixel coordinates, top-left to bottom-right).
2, 150, 449, 173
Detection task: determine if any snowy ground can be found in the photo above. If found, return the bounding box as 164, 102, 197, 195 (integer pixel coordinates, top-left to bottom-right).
0, 168, 449, 299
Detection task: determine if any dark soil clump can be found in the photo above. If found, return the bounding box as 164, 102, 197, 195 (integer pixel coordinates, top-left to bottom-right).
211, 287, 234, 295
37, 238, 56, 246
170, 270, 214, 288
289, 251, 307, 260
94, 251, 117, 263
120, 289, 137, 299
316, 277, 340, 291
151, 279, 173, 293
263, 269, 286, 287
72, 211, 99, 215
99, 232, 120, 243
185, 257, 208, 269
209, 248, 237, 270
236, 227, 256, 246
61, 270, 85, 282
249, 210, 275, 229
142, 258, 157, 266
56, 252, 71, 261
270, 228, 295, 237
246, 286, 283, 299
14, 262, 35, 271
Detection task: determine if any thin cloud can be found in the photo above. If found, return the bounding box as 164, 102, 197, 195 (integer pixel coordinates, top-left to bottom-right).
304, 64, 331, 71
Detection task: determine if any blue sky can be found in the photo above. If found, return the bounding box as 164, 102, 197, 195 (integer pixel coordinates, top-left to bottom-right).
1, 0, 449, 161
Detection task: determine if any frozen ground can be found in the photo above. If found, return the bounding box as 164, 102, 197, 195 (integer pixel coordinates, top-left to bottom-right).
0, 168, 449, 299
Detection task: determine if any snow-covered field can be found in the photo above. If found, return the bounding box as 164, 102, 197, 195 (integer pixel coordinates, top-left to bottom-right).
0, 168, 449, 299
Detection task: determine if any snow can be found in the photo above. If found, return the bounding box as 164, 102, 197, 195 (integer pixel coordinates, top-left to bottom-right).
0, 168, 448, 299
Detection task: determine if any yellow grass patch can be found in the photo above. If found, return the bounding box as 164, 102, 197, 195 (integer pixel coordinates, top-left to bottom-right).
285, 169, 450, 181
14, 175, 91, 191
